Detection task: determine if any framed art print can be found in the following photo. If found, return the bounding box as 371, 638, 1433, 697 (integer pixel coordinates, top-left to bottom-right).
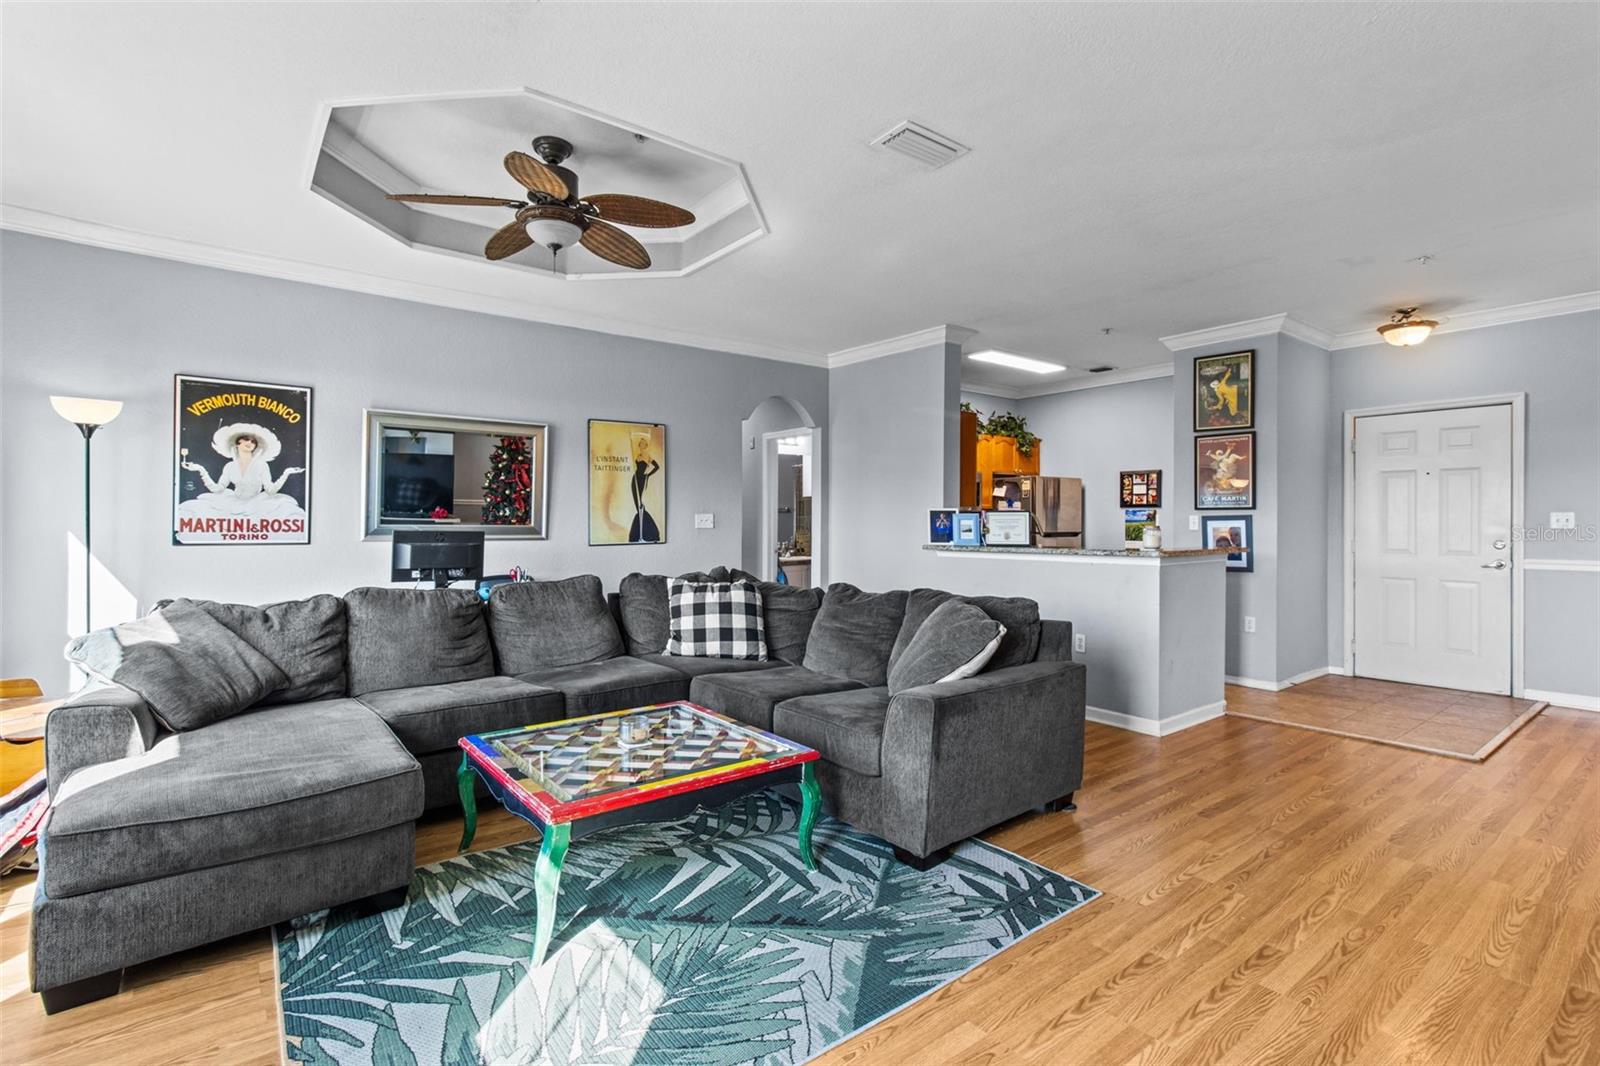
1119, 469, 1162, 508
1195, 431, 1255, 510
173, 374, 312, 545
1194, 349, 1253, 431
1202, 514, 1254, 572
589, 419, 666, 545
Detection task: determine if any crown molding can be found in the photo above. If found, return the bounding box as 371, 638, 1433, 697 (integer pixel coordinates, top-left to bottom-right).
0, 205, 828, 367
1160, 313, 1289, 352
1327, 291, 1600, 350
827, 325, 978, 368
1277, 316, 1337, 350
960, 382, 1025, 400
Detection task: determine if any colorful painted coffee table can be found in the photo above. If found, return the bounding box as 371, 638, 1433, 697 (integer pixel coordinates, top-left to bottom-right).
457, 700, 821, 967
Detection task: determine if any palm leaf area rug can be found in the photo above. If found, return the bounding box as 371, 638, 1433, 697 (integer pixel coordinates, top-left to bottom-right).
274, 789, 1097, 1066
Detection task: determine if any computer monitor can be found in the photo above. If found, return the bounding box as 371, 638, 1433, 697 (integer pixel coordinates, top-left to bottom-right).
390, 530, 485, 588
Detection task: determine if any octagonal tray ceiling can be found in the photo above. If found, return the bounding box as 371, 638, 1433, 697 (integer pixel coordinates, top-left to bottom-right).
312, 89, 767, 280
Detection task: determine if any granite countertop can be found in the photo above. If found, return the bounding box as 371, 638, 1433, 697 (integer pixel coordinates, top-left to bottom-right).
922, 544, 1240, 558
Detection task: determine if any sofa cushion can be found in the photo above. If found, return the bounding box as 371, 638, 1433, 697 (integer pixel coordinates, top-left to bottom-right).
887, 600, 1006, 695
43, 699, 421, 898
802, 584, 909, 686
751, 581, 823, 664
666, 579, 768, 660
638, 653, 786, 680
357, 676, 563, 754
889, 588, 1042, 673
689, 665, 865, 731
343, 588, 494, 696
488, 576, 624, 674
63, 601, 289, 732
515, 656, 689, 716
773, 688, 892, 776
181, 594, 347, 705
615, 570, 738, 655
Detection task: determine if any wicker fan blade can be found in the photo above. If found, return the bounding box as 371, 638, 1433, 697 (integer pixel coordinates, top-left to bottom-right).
485, 218, 534, 261
583, 194, 695, 229
388, 194, 522, 207
579, 219, 651, 269
504, 152, 570, 199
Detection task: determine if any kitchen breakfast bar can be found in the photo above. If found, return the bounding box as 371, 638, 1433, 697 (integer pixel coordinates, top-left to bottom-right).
922, 544, 1237, 735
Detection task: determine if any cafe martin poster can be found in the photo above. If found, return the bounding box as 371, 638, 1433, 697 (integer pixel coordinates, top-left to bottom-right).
172, 375, 312, 545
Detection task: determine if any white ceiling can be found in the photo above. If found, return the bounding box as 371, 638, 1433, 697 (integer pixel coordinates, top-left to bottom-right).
4, 3, 1596, 391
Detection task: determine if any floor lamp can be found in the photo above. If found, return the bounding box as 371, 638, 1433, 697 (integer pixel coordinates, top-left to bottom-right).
50, 396, 124, 637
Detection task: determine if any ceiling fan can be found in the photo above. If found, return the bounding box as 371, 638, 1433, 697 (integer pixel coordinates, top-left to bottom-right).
386, 135, 695, 270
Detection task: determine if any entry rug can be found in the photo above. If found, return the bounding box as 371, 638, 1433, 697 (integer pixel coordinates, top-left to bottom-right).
274, 790, 1097, 1065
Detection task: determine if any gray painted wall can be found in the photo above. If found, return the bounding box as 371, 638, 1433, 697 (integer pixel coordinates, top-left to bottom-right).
828, 342, 960, 590
1170, 333, 1281, 683
0, 233, 828, 690
1326, 310, 1600, 699
1016, 376, 1176, 550
1275, 335, 1331, 680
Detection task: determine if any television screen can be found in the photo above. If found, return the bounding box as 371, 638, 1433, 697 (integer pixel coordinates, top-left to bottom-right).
382, 453, 454, 517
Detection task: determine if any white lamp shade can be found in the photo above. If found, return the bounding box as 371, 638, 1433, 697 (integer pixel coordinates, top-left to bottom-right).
524, 217, 584, 249
50, 395, 124, 427
1379, 322, 1435, 347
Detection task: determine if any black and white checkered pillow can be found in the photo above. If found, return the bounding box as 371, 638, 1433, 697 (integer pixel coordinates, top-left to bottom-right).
666, 579, 768, 660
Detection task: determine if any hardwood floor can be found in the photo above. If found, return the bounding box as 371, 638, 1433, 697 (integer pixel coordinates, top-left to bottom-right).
1227, 674, 1548, 761
3, 690, 1597, 1064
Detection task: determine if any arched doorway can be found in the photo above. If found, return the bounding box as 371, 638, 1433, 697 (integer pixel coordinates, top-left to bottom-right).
740, 396, 822, 586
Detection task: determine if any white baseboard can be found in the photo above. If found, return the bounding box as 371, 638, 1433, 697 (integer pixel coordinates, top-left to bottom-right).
1326, 665, 1348, 676
1225, 666, 1330, 692
1524, 688, 1600, 713
1087, 700, 1227, 737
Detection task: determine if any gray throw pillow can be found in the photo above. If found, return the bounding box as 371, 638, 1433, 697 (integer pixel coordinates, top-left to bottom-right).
887, 600, 1006, 695
343, 588, 494, 696
488, 575, 624, 674
888, 588, 1041, 673
751, 580, 823, 664
802, 583, 909, 686
64, 600, 289, 731
175, 594, 347, 704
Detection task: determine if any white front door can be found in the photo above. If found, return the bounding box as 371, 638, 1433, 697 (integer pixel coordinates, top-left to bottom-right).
1352, 404, 1513, 694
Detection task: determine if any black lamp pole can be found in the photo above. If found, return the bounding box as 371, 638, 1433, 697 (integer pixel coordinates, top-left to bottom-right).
74, 422, 99, 632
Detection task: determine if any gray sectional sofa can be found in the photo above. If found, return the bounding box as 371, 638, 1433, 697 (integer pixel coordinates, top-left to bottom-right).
35, 569, 1084, 1012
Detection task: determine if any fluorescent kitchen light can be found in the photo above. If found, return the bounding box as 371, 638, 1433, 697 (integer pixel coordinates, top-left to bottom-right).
967, 350, 1066, 374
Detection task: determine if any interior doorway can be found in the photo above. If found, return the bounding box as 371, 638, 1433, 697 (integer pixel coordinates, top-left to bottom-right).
1343, 395, 1525, 695
740, 396, 823, 585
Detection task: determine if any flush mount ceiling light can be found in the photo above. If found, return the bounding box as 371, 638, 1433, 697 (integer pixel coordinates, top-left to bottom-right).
967, 350, 1066, 374
1377, 307, 1439, 347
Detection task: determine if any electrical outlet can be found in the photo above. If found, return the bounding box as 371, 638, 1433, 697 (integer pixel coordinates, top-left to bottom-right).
694, 513, 714, 529
1244, 616, 1256, 633
1188, 514, 1200, 531
1073, 633, 1086, 654
1550, 511, 1576, 530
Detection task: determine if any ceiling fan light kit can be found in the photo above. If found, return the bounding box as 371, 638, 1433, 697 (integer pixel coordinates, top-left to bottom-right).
1377, 307, 1439, 347
386, 134, 695, 270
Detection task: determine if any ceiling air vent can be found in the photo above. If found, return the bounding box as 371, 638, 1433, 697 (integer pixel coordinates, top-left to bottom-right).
871, 120, 969, 168
1087, 366, 1118, 373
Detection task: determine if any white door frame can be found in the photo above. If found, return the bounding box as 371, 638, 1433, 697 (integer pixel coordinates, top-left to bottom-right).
1341, 392, 1527, 695
759, 427, 823, 584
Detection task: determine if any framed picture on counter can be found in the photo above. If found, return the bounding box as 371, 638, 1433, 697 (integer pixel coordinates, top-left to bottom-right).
952, 511, 984, 546
1202, 514, 1254, 572
929, 509, 956, 544
1195, 431, 1255, 510
1119, 469, 1162, 508
983, 510, 1031, 546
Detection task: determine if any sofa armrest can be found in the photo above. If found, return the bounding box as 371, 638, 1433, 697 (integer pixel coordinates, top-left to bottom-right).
44, 684, 161, 798
881, 660, 1087, 855
1037, 619, 1074, 662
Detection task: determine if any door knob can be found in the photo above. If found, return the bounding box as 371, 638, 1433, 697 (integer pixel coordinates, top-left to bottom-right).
1481, 560, 1507, 570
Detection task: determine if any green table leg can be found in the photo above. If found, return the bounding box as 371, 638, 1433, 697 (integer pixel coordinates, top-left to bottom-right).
531, 822, 571, 968
797, 762, 821, 871
457, 755, 478, 852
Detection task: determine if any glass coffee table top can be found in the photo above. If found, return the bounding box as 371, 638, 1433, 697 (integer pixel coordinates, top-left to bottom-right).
459, 700, 816, 824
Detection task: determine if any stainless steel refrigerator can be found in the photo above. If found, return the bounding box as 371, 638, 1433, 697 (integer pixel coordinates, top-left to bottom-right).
992, 475, 1084, 547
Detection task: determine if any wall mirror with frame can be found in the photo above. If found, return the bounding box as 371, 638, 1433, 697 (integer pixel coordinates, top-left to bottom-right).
362, 409, 548, 539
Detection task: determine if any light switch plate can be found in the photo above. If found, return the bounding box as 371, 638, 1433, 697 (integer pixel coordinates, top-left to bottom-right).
694, 513, 715, 529
1244, 616, 1256, 633
1550, 511, 1576, 529
1073, 633, 1086, 654
1188, 514, 1200, 531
